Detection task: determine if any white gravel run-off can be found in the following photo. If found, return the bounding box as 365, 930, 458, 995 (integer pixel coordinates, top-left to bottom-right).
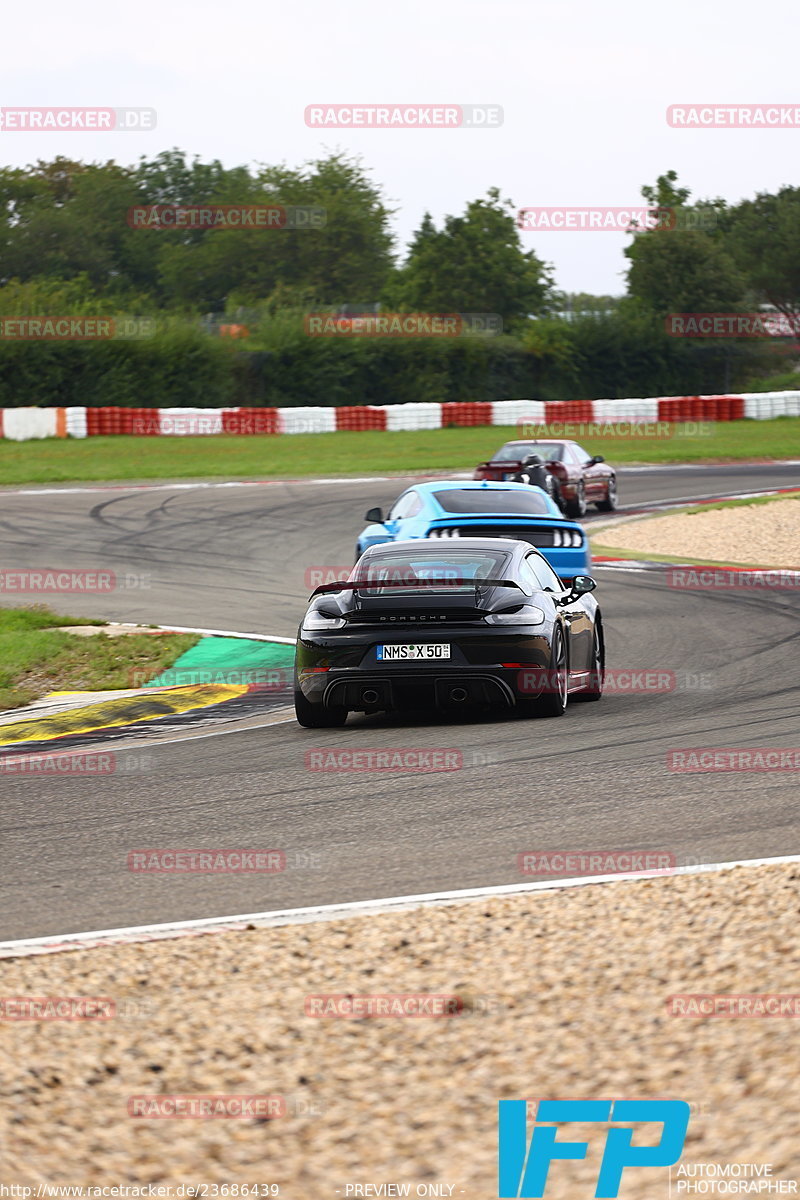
1, 862, 799, 1196
596, 496, 800, 565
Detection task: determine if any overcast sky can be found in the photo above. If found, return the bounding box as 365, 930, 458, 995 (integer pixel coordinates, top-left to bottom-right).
2, 0, 796, 296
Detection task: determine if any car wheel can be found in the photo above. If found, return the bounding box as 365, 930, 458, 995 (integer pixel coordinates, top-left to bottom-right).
550, 481, 565, 512
574, 620, 604, 702
294, 685, 348, 728
596, 476, 617, 512
519, 626, 568, 718
565, 480, 587, 518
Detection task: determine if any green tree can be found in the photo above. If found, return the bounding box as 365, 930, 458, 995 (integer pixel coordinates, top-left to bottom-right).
0, 151, 395, 311
384, 189, 553, 328
725, 186, 800, 320
156, 153, 395, 310
0, 156, 162, 302
625, 172, 746, 315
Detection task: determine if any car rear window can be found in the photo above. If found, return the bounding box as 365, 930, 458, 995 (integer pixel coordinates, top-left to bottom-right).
432, 488, 552, 515
352, 548, 511, 593
492, 442, 564, 462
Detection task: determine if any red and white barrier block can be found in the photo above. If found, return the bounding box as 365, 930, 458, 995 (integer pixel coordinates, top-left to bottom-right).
1, 392, 798, 441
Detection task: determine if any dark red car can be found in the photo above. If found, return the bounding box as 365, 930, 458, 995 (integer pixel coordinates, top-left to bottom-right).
473, 439, 617, 517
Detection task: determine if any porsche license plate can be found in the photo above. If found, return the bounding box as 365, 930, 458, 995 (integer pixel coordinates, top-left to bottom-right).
377, 644, 451, 661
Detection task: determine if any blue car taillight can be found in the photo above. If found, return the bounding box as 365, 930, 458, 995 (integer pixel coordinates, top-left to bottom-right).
552, 529, 583, 548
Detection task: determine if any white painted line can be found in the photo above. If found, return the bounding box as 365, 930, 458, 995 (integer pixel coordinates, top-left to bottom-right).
602, 487, 797, 527
3, 473, 457, 499
157, 624, 296, 644
2, 852, 799, 959
593, 563, 658, 573
4, 467, 799, 499
620, 461, 800, 472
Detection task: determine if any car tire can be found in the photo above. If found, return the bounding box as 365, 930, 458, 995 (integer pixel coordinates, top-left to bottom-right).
294, 685, 348, 728
573, 620, 604, 702
565, 481, 587, 518
596, 477, 617, 512
550, 481, 565, 512
519, 626, 568, 718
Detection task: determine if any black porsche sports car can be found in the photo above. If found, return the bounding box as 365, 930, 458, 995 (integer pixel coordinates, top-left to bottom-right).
294, 537, 604, 727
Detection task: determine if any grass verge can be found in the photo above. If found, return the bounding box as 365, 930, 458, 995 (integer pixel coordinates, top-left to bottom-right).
682, 489, 800, 514
0, 606, 200, 710
591, 543, 778, 568
0, 418, 798, 485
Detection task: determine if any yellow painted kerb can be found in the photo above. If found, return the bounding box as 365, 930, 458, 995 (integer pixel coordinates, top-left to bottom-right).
0, 684, 247, 747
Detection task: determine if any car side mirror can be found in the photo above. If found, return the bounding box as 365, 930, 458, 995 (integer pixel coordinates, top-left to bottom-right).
569, 574, 597, 598
365, 507, 384, 523
589, 455, 605, 464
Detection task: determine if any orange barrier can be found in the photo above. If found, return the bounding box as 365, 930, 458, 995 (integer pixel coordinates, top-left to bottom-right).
0, 393, 764, 441
657, 396, 746, 422
335, 406, 388, 432
130, 408, 160, 434
222, 408, 280, 435
441, 402, 494, 427
544, 399, 594, 423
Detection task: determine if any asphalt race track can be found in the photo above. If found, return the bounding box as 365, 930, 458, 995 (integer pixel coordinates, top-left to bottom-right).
1, 461, 799, 940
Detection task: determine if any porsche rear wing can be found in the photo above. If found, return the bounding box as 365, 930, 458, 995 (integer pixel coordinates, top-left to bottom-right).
311, 577, 523, 598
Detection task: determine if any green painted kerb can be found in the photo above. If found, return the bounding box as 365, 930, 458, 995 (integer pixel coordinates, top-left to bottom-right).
145, 636, 295, 689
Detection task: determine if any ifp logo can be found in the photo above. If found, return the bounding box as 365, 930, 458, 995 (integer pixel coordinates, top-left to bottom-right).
498, 1099, 690, 1197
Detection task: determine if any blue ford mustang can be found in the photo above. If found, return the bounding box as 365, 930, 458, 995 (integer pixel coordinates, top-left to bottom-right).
356, 481, 591, 581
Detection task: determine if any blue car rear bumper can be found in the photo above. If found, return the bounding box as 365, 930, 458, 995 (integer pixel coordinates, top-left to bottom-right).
541, 546, 592, 580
